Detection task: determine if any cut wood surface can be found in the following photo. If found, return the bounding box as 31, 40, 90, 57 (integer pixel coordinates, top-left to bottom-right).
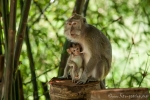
49, 77, 150, 100
49, 77, 100, 100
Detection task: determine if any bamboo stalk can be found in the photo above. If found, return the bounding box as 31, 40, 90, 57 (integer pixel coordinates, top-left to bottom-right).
15, 70, 24, 100
0, 15, 3, 55
14, 0, 31, 74
0, 0, 9, 50
18, 70, 24, 100
25, 27, 39, 100
19, 0, 39, 99
4, 0, 17, 99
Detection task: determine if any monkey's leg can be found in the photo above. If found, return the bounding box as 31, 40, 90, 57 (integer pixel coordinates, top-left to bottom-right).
76, 57, 99, 84
78, 68, 83, 79
90, 58, 108, 88
71, 63, 78, 83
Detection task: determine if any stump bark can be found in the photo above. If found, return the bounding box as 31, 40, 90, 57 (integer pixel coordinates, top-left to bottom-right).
49, 77, 150, 100
49, 77, 100, 100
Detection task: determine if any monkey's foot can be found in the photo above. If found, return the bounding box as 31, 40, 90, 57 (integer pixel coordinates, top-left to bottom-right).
76, 78, 87, 84
72, 79, 78, 83
87, 77, 98, 83
76, 80, 86, 84
76, 73, 88, 84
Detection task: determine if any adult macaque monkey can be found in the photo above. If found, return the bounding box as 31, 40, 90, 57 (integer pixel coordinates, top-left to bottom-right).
64, 13, 112, 84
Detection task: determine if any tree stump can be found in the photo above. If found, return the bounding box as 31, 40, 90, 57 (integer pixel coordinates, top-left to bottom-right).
49, 77, 150, 100
49, 77, 100, 100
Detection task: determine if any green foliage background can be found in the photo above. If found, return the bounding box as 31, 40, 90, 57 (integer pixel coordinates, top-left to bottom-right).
15, 0, 150, 99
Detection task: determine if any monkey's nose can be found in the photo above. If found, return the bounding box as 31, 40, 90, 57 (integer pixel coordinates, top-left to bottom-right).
72, 22, 76, 25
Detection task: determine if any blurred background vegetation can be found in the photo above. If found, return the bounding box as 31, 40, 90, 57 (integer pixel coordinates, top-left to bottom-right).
0, 0, 150, 99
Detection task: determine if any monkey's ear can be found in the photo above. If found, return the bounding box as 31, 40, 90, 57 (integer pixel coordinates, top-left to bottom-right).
67, 49, 71, 54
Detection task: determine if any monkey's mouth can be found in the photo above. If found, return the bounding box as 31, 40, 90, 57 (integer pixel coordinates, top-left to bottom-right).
70, 32, 77, 37
70, 33, 75, 36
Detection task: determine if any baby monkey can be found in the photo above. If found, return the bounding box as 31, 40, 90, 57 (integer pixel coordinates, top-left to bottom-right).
63, 43, 83, 83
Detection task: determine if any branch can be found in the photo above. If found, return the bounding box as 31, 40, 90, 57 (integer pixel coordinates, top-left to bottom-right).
142, 7, 150, 26
32, 2, 61, 41
24, 66, 58, 85
29, 2, 50, 28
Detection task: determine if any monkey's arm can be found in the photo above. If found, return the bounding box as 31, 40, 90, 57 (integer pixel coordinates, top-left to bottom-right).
62, 64, 70, 78
76, 56, 99, 84
58, 64, 70, 79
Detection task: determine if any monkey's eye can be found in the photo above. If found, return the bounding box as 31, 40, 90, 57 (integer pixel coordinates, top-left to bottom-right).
73, 22, 76, 25
68, 23, 72, 25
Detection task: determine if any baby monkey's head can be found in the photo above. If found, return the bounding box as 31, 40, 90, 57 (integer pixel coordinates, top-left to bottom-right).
67, 43, 82, 56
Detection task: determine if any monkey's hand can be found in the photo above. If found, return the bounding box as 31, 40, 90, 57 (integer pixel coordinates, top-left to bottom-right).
58, 74, 70, 80
76, 72, 88, 84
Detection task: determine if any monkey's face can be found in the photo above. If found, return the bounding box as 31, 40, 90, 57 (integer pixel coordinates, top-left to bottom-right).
71, 45, 81, 56
67, 44, 81, 56
64, 14, 86, 42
